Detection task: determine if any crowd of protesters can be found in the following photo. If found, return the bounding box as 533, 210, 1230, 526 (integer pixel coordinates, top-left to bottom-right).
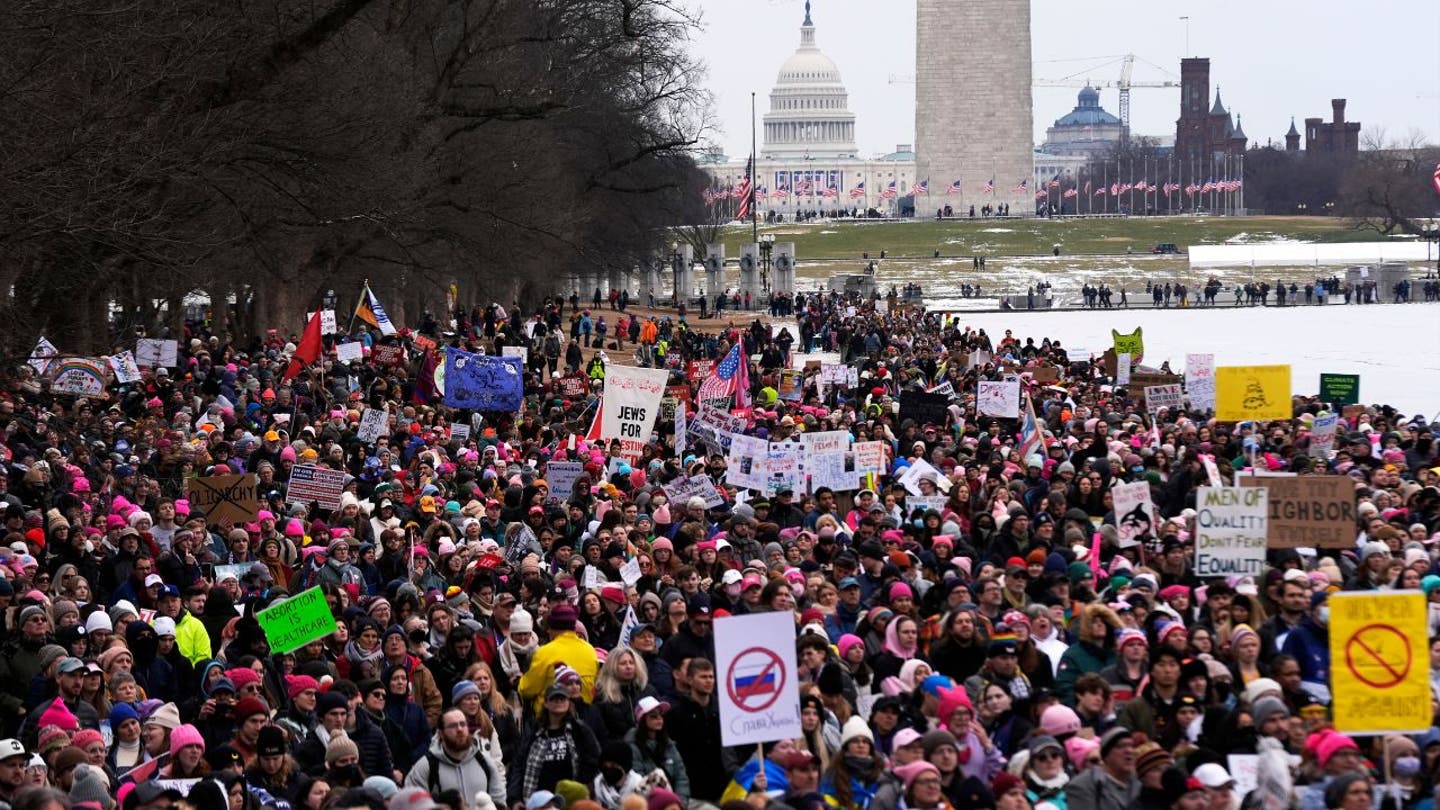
0, 288, 1434, 810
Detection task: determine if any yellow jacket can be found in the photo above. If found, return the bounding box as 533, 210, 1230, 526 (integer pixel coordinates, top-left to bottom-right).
175, 612, 212, 667
517, 630, 598, 713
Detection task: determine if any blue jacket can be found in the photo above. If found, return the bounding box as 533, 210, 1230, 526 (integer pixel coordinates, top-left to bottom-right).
1281, 617, 1330, 688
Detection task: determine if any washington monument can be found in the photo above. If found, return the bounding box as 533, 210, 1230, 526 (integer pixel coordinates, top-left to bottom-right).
914, 0, 1034, 214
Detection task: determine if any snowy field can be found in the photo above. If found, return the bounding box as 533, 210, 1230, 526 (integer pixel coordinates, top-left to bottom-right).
946, 304, 1440, 419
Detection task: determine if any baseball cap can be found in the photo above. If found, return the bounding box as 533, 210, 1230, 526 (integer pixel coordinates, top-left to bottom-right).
525, 792, 565, 810
839, 577, 860, 589
143, 574, 164, 588
57, 657, 86, 675
1192, 763, 1235, 789
0, 740, 24, 761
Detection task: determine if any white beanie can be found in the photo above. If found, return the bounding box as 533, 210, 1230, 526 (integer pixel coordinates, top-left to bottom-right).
84, 612, 113, 634
839, 715, 873, 748
509, 609, 534, 635
128, 511, 152, 527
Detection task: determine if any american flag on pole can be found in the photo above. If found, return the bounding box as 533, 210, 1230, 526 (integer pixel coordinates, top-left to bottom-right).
1110, 183, 1120, 196
1017, 393, 1046, 459
1433, 163, 1440, 196
1133, 180, 1147, 192
982, 178, 995, 194
1095, 186, 1107, 196
823, 185, 838, 199
1201, 180, 1214, 193
945, 179, 963, 195
913, 178, 930, 195
698, 344, 750, 409
850, 181, 865, 199
1013, 179, 1029, 192
772, 184, 790, 200
1084, 181, 1091, 195
1062, 188, 1078, 199
1185, 183, 1198, 196
1049, 178, 1061, 188
880, 180, 898, 200
735, 158, 753, 221
794, 178, 812, 195
1034, 190, 1046, 200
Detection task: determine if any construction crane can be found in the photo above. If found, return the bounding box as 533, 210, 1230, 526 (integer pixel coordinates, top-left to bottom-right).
1033, 54, 1179, 131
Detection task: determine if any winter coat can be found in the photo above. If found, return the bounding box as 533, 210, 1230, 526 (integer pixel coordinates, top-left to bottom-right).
381, 696, 431, 771
404, 734, 506, 809
518, 631, 599, 713
625, 728, 690, 799
1063, 766, 1139, 810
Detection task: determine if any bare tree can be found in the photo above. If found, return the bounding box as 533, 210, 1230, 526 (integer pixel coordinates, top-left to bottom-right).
1340, 128, 1439, 235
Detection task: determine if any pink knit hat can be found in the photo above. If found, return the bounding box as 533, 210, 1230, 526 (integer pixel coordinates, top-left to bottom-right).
1315, 730, 1360, 769
937, 686, 973, 726
1066, 736, 1101, 771
169, 724, 205, 756
893, 760, 939, 790
38, 701, 78, 732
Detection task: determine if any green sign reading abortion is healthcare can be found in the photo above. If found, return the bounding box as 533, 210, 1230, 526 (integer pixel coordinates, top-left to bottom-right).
256, 587, 336, 653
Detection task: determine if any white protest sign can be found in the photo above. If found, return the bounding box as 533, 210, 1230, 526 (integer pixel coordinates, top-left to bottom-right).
908, 495, 948, 515
601, 365, 669, 462
808, 452, 858, 492
108, 351, 143, 384
800, 430, 850, 455
715, 612, 802, 746
307, 310, 339, 335
285, 465, 347, 510
1309, 414, 1339, 459
1116, 352, 1131, 386
726, 434, 770, 491
449, 423, 470, 443
1194, 486, 1269, 578
674, 404, 687, 455
764, 443, 803, 496
544, 461, 585, 505
1185, 353, 1215, 411
689, 405, 746, 455
1202, 455, 1224, 488
1227, 755, 1258, 798
502, 345, 528, 364
135, 338, 179, 368
1144, 384, 1184, 412
664, 474, 725, 509
853, 441, 887, 476
335, 342, 364, 363
214, 563, 250, 584
967, 350, 991, 370
29, 337, 58, 376
977, 380, 1020, 418
357, 408, 389, 443
1113, 480, 1155, 549
582, 565, 601, 590
898, 458, 948, 495
49, 358, 108, 398
619, 558, 642, 586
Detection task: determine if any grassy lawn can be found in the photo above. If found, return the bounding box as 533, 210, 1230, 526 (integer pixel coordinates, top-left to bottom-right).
720, 215, 1370, 261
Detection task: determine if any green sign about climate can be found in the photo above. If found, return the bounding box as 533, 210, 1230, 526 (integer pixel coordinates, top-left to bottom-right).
1318, 373, 1360, 406
256, 587, 336, 653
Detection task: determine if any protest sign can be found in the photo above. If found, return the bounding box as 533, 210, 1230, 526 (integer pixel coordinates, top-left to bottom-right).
807, 452, 858, 492
135, 338, 179, 368
1309, 414, 1339, 458
559, 375, 590, 397
357, 409, 389, 443
1319, 373, 1360, 406
800, 430, 850, 455
28, 337, 58, 376
764, 444, 803, 496
689, 405, 746, 455
1113, 480, 1155, 549
257, 587, 336, 653
187, 474, 261, 525
502, 345, 528, 365
334, 342, 364, 363
286, 465, 347, 510
1031, 366, 1060, 384
448, 423, 470, 443
371, 344, 405, 366
1193, 486, 1268, 577
307, 310, 339, 335
900, 391, 951, 426
674, 405, 687, 455
976, 380, 1020, 418
726, 434, 770, 491
1111, 327, 1144, 363
1236, 474, 1355, 548
898, 458, 946, 496
619, 559, 642, 587
444, 348, 524, 411
1144, 384, 1184, 413
1215, 365, 1292, 421
665, 474, 725, 509
853, 442, 887, 475
49, 358, 108, 398
777, 370, 803, 402
686, 359, 715, 383
213, 564, 249, 584
1329, 591, 1430, 734
544, 461, 585, 506
715, 612, 802, 746
1115, 352, 1131, 386
908, 495, 948, 515
600, 365, 669, 462
108, 351, 143, 384
1185, 353, 1216, 410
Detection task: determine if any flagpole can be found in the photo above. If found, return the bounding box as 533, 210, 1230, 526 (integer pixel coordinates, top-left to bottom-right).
347, 279, 367, 335
751, 92, 759, 244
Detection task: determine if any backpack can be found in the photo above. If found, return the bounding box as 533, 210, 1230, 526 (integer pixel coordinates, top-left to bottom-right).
424, 746, 495, 798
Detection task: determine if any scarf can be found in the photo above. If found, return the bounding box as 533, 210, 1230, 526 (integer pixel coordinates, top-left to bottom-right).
344, 640, 383, 678
498, 634, 537, 681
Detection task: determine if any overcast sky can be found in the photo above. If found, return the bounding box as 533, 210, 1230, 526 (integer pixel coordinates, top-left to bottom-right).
687, 0, 1440, 160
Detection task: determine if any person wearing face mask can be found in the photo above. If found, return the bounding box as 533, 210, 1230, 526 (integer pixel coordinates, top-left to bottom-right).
1280, 592, 1331, 704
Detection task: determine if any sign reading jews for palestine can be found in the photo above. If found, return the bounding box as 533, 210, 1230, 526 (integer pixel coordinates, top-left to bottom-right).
256, 587, 336, 653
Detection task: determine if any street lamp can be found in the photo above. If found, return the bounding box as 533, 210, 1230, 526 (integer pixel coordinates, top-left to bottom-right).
1297, 203, 1308, 215
1424, 222, 1440, 277
670, 245, 684, 305
758, 233, 776, 293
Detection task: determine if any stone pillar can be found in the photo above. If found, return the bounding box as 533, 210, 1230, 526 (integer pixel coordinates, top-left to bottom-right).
704, 244, 725, 301
773, 242, 796, 295
671, 244, 694, 305
738, 243, 761, 310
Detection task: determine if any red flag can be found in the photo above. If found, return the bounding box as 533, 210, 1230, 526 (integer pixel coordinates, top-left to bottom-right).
283, 309, 324, 381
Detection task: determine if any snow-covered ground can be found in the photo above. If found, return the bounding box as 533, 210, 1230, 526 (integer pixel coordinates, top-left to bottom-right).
947, 304, 1440, 419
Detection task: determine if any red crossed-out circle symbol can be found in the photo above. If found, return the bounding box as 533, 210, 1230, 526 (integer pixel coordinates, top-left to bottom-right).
725, 647, 787, 712
1343, 624, 1411, 689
